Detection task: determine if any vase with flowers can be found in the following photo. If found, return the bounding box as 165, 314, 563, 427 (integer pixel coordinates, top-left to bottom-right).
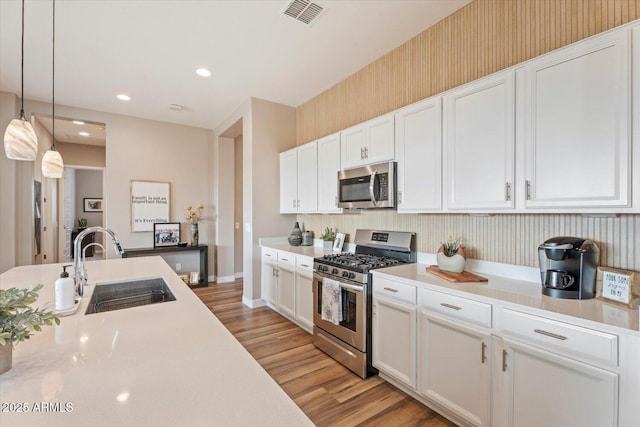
185, 203, 204, 246
436, 236, 466, 273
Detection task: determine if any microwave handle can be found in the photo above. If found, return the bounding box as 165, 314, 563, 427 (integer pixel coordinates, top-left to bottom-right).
369, 170, 377, 206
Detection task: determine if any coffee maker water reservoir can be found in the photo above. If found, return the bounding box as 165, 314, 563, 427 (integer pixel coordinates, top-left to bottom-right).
538, 236, 599, 300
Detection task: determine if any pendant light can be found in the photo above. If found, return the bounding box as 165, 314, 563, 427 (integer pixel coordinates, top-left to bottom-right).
42, 0, 64, 179
3, 0, 38, 161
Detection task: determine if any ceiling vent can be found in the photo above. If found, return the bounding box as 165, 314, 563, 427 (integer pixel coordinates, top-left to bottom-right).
282, 0, 325, 26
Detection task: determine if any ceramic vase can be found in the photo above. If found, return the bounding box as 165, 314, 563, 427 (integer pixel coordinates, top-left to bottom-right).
436, 245, 466, 273
288, 222, 302, 246
0, 344, 12, 375
190, 223, 199, 246
323, 240, 334, 252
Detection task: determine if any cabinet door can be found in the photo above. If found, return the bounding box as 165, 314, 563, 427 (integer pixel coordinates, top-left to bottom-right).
294, 267, 314, 333
523, 30, 630, 208
501, 338, 618, 427
372, 296, 417, 389
367, 113, 395, 164
296, 141, 318, 213
340, 125, 367, 169
277, 264, 296, 319
444, 72, 515, 210
261, 258, 277, 306
420, 312, 491, 427
279, 148, 298, 213
395, 97, 442, 212
317, 133, 342, 213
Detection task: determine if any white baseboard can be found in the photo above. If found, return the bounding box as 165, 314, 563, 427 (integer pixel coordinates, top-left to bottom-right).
234, 272, 243, 279
216, 275, 236, 283
242, 296, 266, 309
208, 275, 216, 283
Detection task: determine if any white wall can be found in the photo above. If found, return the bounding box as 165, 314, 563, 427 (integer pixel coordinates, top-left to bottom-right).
0, 91, 19, 272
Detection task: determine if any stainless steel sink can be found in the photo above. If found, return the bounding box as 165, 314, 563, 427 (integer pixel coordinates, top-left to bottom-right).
85, 277, 176, 314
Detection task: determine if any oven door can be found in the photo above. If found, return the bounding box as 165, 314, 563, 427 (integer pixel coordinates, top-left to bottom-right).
313, 271, 366, 352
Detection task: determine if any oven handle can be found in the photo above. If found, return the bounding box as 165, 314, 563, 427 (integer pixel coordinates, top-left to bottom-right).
339, 282, 364, 293
369, 169, 378, 206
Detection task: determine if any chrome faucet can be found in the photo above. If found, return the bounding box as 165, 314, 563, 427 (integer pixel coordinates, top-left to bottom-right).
73, 226, 125, 296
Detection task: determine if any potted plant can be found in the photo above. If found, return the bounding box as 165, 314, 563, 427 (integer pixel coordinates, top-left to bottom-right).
436, 236, 466, 273
77, 218, 88, 229
0, 285, 60, 375
320, 227, 336, 251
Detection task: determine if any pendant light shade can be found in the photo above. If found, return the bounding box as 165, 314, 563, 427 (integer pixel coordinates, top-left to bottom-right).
3, 0, 38, 161
42, 0, 64, 179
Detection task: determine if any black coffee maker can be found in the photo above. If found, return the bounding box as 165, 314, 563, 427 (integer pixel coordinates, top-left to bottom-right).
538, 236, 599, 300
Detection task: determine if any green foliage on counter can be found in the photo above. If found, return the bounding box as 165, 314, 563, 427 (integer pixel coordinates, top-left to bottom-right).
320, 227, 336, 241
0, 284, 60, 346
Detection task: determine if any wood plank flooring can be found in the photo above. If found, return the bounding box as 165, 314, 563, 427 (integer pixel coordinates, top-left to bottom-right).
193, 280, 456, 427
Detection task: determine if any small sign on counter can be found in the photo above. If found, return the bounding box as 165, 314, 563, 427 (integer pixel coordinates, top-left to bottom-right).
596, 266, 639, 309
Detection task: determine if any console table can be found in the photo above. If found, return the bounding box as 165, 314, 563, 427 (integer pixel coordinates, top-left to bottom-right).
121, 245, 208, 288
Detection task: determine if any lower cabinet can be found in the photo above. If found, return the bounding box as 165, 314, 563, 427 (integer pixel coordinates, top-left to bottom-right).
372, 296, 417, 389
294, 256, 314, 332
277, 263, 296, 319
499, 338, 618, 427
261, 248, 278, 307
419, 312, 491, 427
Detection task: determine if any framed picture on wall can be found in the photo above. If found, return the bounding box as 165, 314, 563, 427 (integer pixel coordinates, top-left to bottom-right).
83, 198, 103, 212
131, 180, 170, 232
153, 222, 180, 248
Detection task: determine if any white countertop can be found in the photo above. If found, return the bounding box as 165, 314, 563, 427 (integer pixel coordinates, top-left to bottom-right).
373, 263, 640, 335
0, 257, 312, 426
259, 237, 329, 258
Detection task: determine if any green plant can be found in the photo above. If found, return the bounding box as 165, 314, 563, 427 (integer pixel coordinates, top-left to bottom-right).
320, 227, 336, 241
0, 285, 60, 347
78, 218, 88, 228
441, 236, 463, 257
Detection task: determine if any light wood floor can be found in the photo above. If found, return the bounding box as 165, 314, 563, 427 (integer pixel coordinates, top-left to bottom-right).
193, 280, 456, 427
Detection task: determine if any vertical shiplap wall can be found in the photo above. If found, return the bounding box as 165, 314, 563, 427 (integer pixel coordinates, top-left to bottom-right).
295, 0, 640, 271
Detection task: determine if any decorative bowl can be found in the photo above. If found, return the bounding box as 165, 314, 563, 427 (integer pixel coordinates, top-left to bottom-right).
178, 242, 188, 247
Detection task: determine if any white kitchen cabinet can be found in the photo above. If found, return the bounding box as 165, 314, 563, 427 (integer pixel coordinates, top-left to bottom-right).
341, 113, 395, 169
522, 29, 631, 209
277, 254, 296, 319
420, 312, 491, 427
294, 255, 314, 332
261, 248, 278, 307
279, 141, 317, 213
499, 338, 618, 427
317, 133, 342, 213
395, 97, 442, 212
372, 278, 418, 389
443, 71, 515, 210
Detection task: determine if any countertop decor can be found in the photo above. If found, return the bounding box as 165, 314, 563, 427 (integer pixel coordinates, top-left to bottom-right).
436, 236, 466, 273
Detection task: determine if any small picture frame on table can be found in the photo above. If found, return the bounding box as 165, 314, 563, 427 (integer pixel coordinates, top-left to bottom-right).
333, 233, 345, 253
177, 273, 189, 284
153, 222, 180, 248
190, 272, 201, 285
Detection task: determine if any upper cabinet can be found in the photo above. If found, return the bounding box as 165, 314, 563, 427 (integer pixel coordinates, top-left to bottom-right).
395, 97, 442, 212
279, 140, 318, 214
341, 113, 395, 169
522, 29, 632, 209
317, 133, 342, 213
443, 72, 515, 210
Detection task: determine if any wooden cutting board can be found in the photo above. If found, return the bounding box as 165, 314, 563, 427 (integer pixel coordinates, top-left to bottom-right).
426, 266, 488, 283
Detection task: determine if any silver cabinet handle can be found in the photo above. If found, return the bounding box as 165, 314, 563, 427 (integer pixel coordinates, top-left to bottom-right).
383, 287, 399, 293
526, 180, 531, 200
364, 146, 368, 159
300, 264, 310, 268
502, 349, 508, 372
292, 199, 296, 208
360, 147, 364, 160
398, 190, 403, 204
281, 258, 289, 262
481, 342, 487, 364
534, 329, 567, 341
440, 302, 462, 311
505, 182, 511, 201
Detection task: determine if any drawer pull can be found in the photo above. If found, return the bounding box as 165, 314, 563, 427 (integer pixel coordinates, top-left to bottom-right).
440, 302, 462, 311
300, 264, 310, 268
481, 342, 487, 364
281, 258, 289, 261
534, 329, 568, 341
383, 287, 399, 293
502, 349, 508, 372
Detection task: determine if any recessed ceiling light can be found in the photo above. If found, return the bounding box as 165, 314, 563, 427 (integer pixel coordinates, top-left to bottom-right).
117, 94, 131, 101
79, 131, 90, 137
73, 120, 85, 125
196, 68, 211, 77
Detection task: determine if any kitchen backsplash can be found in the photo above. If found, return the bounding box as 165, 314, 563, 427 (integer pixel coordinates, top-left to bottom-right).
297, 212, 639, 271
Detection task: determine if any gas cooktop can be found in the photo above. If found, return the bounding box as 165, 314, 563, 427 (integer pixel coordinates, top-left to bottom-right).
317, 253, 406, 272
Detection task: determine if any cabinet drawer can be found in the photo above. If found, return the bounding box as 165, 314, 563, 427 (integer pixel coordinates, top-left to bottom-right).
262, 248, 277, 263
501, 308, 618, 367
373, 277, 417, 305
421, 288, 492, 328
296, 255, 313, 272
277, 252, 296, 268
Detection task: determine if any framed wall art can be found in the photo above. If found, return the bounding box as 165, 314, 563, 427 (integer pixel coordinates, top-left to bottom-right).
131, 180, 170, 232
83, 198, 103, 212
153, 222, 180, 248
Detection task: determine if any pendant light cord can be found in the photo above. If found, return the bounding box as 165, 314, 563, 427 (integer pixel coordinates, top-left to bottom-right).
19, 0, 25, 116
51, 0, 56, 150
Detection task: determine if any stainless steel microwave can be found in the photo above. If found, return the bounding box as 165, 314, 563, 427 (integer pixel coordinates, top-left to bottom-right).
337, 161, 396, 209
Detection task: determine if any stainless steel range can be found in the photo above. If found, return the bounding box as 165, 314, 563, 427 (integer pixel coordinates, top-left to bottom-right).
312, 229, 416, 378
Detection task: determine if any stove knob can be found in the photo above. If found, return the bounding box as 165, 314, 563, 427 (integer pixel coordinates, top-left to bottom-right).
332, 268, 339, 275
348, 272, 356, 279
320, 265, 327, 272
342, 271, 349, 278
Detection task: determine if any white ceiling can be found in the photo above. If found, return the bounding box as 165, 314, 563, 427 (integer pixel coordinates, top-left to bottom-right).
0, 0, 471, 131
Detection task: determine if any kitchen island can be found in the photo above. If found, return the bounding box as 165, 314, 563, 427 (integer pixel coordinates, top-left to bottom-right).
0, 257, 313, 426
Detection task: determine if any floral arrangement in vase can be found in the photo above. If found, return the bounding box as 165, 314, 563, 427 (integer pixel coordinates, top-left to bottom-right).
320, 227, 336, 251
436, 236, 466, 273
185, 203, 204, 246
0, 285, 60, 374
